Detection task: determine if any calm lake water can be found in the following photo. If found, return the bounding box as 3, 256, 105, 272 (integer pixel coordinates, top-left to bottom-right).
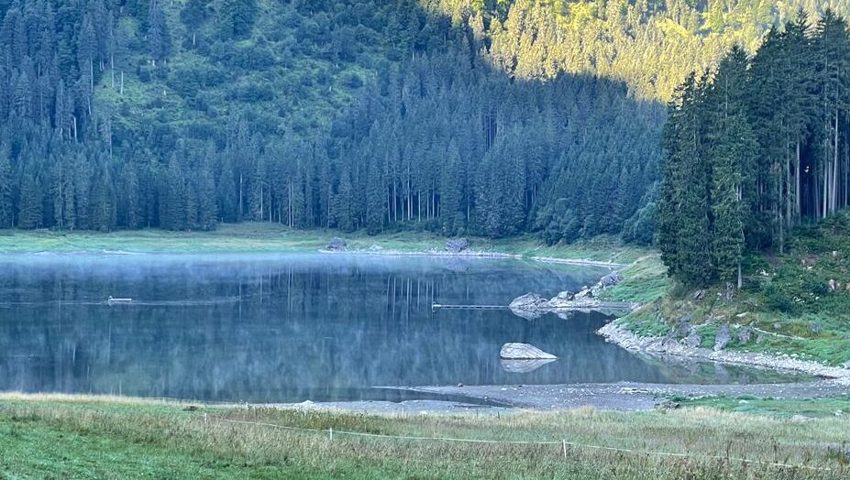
0, 253, 798, 403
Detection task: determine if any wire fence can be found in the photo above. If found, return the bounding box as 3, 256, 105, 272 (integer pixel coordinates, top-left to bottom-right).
210, 416, 841, 473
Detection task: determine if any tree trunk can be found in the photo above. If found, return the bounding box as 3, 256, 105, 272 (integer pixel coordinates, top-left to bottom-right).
796, 142, 801, 219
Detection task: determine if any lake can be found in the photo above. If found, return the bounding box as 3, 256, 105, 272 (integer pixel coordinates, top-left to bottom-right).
0, 253, 798, 403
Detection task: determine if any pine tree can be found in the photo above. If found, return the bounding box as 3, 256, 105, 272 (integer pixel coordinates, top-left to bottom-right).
148, 0, 172, 65
710, 113, 752, 286
220, 0, 257, 39
439, 140, 462, 235
17, 172, 43, 229
365, 158, 385, 235
197, 146, 217, 230
0, 145, 12, 228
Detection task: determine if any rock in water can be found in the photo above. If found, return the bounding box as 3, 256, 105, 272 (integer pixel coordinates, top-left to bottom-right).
501, 358, 557, 373
500, 343, 557, 360
446, 238, 470, 253
714, 323, 731, 351
574, 287, 594, 300
327, 237, 347, 251
600, 272, 624, 287
509, 293, 550, 311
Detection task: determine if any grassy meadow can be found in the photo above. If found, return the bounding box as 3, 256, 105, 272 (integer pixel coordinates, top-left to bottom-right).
0, 223, 650, 264
1, 395, 849, 479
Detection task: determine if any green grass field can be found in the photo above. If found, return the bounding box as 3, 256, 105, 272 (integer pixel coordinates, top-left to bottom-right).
0, 224, 650, 264
1, 395, 848, 479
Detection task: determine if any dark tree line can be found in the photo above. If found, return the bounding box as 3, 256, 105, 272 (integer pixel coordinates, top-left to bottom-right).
659, 10, 850, 287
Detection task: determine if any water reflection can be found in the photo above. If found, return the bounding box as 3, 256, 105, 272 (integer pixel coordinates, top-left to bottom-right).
0, 254, 799, 403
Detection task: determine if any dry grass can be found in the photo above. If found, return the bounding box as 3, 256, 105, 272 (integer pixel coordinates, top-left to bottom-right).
1, 396, 848, 479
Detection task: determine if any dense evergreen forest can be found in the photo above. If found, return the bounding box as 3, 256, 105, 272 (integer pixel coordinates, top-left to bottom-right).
659, 10, 850, 287
0, 0, 848, 242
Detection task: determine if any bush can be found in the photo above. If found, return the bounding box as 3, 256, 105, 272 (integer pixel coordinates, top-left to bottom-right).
342, 72, 363, 89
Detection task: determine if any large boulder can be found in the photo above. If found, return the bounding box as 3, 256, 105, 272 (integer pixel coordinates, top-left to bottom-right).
500, 343, 558, 360
683, 330, 702, 348
446, 238, 470, 253
552, 291, 575, 302
547, 291, 576, 309
327, 237, 347, 251
574, 287, 594, 300
500, 358, 557, 374
509, 293, 550, 311
737, 326, 753, 345
714, 323, 732, 351
600, 272, 624, 288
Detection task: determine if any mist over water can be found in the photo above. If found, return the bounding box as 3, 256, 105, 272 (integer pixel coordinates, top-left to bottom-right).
0, 254, 798, 403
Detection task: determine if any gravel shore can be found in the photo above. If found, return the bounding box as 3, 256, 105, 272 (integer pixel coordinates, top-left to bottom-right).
598, 322, 850, 385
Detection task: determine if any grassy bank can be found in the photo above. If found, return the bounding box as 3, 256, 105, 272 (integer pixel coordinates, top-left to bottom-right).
0, 224, 650, 264
674, 395, 850, 418
609, 212, 850, 367
1, 395, 848, 479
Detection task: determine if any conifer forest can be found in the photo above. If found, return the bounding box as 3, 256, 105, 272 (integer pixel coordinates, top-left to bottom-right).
0, 0, 849, 259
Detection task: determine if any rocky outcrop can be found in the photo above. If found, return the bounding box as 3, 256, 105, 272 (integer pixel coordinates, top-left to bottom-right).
552, 291, 575, 302
737, 326, 753, 345
506, 270, 637, 319
327, 237, 347, 251
500, 343, 557, 360
509, 293, 550, 311
600, 272, 624, 287
547, 290, 603, 309
446, 238, 470, 253
714, 324, 731, 351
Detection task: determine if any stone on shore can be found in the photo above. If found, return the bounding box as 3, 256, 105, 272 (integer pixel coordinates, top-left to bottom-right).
446, 238, 470, 253
500, 343, 558, 360
574, 287, 594, 300
714, 324, 732, 351
552, 291, 575, 302
327, 237, 347, 251
600, 272, 624, 287
683, 330, 702, 348
509, 293, 550, 311
737, 326, 753, 345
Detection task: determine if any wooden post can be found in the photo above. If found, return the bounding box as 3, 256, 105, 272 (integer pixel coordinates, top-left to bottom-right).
562, 440, 567, 459
329, 427, 333, 441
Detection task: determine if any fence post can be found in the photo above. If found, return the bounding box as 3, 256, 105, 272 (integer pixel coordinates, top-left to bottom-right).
329, 427, 333, 441
562, 440, 567, 459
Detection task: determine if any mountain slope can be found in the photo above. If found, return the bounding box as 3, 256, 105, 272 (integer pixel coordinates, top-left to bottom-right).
1, 0, 848, 239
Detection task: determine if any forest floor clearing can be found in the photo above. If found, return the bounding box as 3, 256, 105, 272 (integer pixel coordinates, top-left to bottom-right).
1, 394, 849, 479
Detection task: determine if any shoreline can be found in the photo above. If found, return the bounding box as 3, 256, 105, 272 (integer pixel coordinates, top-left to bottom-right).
318, 248, 624, 268
598, 322, 850, 385
3, 246, 626, 269
4, 376, 848, 415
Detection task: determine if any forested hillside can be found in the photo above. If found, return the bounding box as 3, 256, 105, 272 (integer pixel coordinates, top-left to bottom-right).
659, 10, 850, 288
0, 0, 847, 241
